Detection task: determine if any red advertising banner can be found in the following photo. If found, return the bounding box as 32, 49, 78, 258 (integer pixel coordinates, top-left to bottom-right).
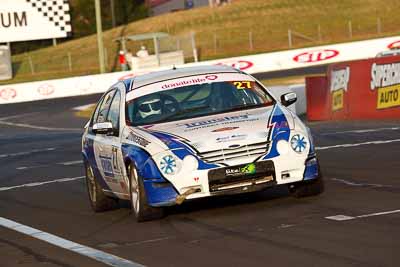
306, 55, 400, 120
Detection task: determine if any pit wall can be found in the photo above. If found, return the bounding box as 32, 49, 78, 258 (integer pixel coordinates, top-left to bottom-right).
306, 55, 400, 120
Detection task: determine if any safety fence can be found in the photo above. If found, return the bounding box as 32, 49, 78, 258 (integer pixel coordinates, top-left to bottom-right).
7, 13, 400, 82
1, 36, 400, 105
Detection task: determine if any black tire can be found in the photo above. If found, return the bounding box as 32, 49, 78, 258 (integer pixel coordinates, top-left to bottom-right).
289, 164, 324, 198
128, 164, 164, 222
290, 177, 324, 198
85, 163, 117, 212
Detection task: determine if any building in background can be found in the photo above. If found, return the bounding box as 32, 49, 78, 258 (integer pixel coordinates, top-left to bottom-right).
146, 0, 209, 15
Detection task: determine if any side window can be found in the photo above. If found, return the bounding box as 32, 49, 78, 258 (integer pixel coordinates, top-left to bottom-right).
91, 97, 104, 126
107, 91, 121, 131
95, 90, 116, 123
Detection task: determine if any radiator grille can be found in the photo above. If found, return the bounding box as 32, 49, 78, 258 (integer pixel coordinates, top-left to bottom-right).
198, 141, 269, 164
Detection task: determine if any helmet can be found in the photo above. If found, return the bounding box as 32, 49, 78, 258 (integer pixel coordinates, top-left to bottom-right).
138, 97, 162, 119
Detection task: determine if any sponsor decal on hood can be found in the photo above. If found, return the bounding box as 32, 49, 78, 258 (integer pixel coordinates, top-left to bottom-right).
142, 106, 279, 153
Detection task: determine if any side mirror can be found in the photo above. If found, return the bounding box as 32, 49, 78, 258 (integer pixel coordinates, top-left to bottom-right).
281, 92, 297, 107
93, 122, 114, 135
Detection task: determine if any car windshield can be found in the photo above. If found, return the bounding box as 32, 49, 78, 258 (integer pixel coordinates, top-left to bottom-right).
126, 79, 275, 126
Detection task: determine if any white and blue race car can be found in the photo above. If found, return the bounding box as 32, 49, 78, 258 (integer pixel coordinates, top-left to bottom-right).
82, 65, 323, 221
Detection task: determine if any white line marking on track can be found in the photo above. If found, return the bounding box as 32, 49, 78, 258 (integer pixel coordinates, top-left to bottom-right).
72, 103, 95, 111
0, 147, 56, 158
0, 176, 85, 192
16, 165, 47, 170
316, 139, 400, 150
15, 160, 82, 171
0, 120, 80, 131
326, 209, 400, 221
0, 112, 41, 121
321, 127, 400, 135
0, 217, 144, 267
59, 160, 82, 166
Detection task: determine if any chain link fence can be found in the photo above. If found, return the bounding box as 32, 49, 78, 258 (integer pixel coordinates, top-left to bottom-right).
7, 16, 398, 82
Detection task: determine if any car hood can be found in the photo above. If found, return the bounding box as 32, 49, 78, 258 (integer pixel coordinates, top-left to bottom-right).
137, 105, 294, 153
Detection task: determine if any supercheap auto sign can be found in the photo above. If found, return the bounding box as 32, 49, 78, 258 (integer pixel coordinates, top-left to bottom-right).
319, 55, 400, 120
370, 62, 400, 109
330, 67, 350, 112
0, 0, 71, 42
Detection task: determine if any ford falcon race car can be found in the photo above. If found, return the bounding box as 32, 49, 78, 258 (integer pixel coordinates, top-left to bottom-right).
82, 65, 323, 221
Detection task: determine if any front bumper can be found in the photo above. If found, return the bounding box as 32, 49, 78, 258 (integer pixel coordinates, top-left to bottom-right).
144, 156, 320, 207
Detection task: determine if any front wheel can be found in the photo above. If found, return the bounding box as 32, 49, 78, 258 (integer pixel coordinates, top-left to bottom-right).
128, 164, 164, 222
289, 163, 324, 198
85, 163, 117, 212
289, 177, 324, 198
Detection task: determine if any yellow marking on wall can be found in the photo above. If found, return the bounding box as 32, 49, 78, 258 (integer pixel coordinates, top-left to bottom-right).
332, 89, 344, 111
377, 84, 400, 109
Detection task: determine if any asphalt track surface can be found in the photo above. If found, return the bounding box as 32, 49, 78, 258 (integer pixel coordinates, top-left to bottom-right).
0, 94, 399, 267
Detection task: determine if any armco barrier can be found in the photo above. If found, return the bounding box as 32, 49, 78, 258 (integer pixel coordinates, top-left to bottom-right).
306, 55, 400, 120
1, 35, 400, 105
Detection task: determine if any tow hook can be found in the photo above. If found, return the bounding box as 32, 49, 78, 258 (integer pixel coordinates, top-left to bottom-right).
175, 188, 198, 205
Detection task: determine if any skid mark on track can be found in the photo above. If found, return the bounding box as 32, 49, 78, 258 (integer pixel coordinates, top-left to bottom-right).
173, 217, 373, 265
0, 237, 74, 267
326, 209, 400, 221
0, 120, 81, 131
316, 139, 400, 150
331, 178, 396, 189
0, 176, 85, 192
98, 236, 175, 249
0, 217, 144, 267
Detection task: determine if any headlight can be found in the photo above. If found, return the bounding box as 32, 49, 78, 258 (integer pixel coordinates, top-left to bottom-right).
290, 134, 308, 153
159, 154, 180, 175
276, 139, 289, 155
183, 155, 198, 171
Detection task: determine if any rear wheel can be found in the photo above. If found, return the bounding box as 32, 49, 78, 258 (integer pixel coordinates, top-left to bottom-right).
128, 164, 164, 222
85, 163, 117, 212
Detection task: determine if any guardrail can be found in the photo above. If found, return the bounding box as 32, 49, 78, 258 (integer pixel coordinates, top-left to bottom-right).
1, 36, 399, 105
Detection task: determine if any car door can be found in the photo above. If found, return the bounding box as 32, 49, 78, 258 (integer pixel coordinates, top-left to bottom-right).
92, 89, 128, 197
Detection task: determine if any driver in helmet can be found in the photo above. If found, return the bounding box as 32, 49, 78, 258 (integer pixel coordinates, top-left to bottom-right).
137, 96, 162, 119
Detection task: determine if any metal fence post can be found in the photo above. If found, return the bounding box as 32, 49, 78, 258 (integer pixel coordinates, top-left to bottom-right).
318, 24, 322, 41
348, 21, 353, 38
249, 31, 253, 51
68, 52, 72, 72
213, 32, 218, 55
377, 18, 382, 34
288, 29, 292, 48
191, 31, 198, 62
28, 56, 35, 74
104, 48, 108, 71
